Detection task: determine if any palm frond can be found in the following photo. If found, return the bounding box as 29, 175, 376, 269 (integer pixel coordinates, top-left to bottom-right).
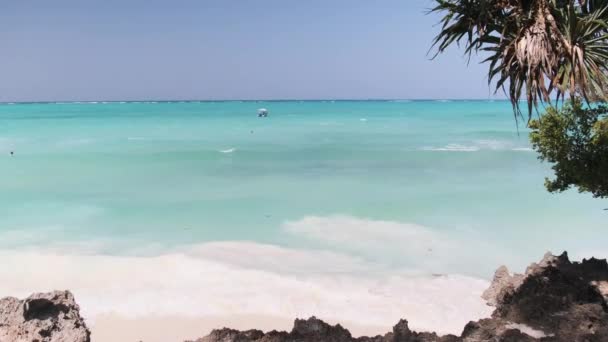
431, 0, 608, 121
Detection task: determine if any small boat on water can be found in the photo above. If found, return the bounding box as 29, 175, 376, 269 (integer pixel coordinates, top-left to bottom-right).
258, 108, 268, 117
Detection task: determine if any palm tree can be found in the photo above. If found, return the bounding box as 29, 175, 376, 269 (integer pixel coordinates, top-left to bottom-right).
431, 0, 608, 120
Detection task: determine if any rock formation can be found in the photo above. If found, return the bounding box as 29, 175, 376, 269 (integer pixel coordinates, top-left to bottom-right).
0, 290, 90, 342
187, 317, 460, 342
190, 252, 608, 342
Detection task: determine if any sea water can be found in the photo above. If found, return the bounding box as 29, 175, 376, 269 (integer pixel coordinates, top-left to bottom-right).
0, 100, 605, 334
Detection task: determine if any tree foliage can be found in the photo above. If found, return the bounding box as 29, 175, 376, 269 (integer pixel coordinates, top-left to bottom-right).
529, 100, 608, 197
431, 0, 608, 119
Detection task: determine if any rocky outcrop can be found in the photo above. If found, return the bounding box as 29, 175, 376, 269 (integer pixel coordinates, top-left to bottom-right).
475, 251, 608, 341
0, 290, 90, 342
187, 317, 459, 342
190, 252, 608, 342
481, 266, 524, 307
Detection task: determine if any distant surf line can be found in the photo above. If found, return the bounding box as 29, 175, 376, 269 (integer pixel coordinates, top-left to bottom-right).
0, 99, 511, 105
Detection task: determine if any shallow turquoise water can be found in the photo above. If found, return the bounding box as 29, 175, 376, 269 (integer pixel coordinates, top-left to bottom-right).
0, 100, 605, 276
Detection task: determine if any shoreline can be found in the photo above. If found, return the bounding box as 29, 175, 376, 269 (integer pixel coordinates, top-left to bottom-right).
91, 314, 391, 342
2, 252, 606, 342
0, 242, 494, 338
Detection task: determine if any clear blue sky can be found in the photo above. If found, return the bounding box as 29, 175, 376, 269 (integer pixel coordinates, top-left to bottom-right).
0, 0, 501, 101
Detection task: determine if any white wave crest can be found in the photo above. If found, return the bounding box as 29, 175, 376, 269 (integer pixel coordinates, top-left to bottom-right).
284, 216, 441, 254
219, 148, 236, 153
283, 215, 510, 277
423, 140, 532, 153
422, 144, 480, 152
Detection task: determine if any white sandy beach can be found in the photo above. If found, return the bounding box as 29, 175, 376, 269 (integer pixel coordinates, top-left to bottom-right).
92, 314, 393, 342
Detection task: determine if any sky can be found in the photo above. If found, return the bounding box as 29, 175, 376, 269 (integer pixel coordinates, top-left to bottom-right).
0, 0, 502, 102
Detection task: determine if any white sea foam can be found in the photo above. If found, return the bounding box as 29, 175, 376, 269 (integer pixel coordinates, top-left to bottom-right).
423, 140, 531, 153
512, 147, 533, 152
0, 241, 492, 335
475, 139, 510, 150
283, 215, 508, 276
219, 147, 236, 153
422, 144, 480, 152
284, 216, 442, 255
184, 241, 376, 275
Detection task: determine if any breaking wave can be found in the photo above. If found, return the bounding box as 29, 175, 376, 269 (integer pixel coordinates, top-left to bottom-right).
422, 140, 532, 152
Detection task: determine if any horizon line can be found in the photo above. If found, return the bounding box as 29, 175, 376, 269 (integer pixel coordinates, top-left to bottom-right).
0, 98, 510, 105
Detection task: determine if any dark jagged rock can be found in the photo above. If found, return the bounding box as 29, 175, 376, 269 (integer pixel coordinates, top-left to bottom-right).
189, 317, 457, 342
291, 317, 353, 341
194, 327, 266, 342
0, 290, 90, 342
188, 317, 353, 342
481, 266, 524, 307
190, 252, 608, 342
484, 252, 608, 341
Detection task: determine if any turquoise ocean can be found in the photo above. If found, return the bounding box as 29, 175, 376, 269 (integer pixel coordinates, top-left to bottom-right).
0, 100, 606, 334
